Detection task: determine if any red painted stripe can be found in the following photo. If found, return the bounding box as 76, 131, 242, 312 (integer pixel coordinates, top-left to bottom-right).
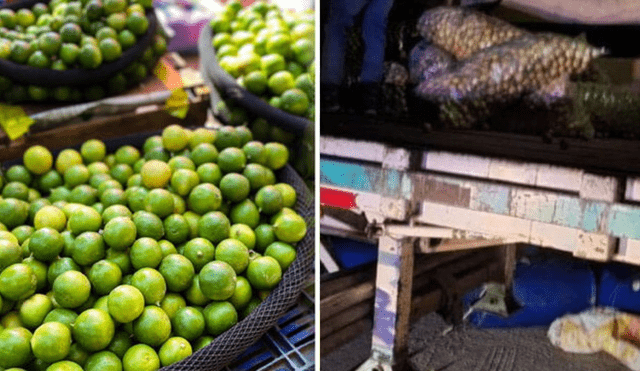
320, 188, 357, 209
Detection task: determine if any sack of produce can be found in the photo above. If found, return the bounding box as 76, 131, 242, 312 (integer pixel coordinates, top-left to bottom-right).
0, 124, 314, 371
0, 0, 168, 103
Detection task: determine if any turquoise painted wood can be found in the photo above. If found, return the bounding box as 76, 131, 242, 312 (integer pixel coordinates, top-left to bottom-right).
321, 157, 640, 240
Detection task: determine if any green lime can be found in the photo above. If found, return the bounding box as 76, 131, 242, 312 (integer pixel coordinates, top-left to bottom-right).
130, 237, 162, 270
184, 276, 208, 306
46, 360, 84, 371
158, 336, 192, 367
230, 199, 260, 228
161, 125, 188, 152
63, 165, 90, 188
43, 308, 77, 331
68, 206, 102, 234
108, 285, 144, 323
110, 164, 133, 185
273, 212, 306, 243
78, 42, 102, 68
65, 343, 89, 367
197, 211, 230, 244
280, 88, 309, 116
105, 248, 132, 275
126, 187, 149, 213
155, 240, 176, 258
0, 239, 22, 271
72, 231, 105, 266
126, 11, 148, 35
193, 335, 214, 351
143, 147, 170, 162
241, 297, 262, 319
196, 163, 222, 186
229, 276, 253, 311
52, 270, 90, 309
143, 189, 174, 219
85, 351, 122, 371
217, 147, 246, 174
264, 142, 289, 170
10, 226, 32, 246
22, 257, 47, 292
133, 305, 171, 347
101, 216, 135, 251
6, 165, 33, 185
94, 295, 110, 313
80, 139, 106, 163
132, 211, 164, 240
140, 160, 171, 189
131, 268, 166, 305
118, 29, 136, 49
189, 143, 218, 167
122, 344, 159, 371
215, 239, 249, 274
172, 306, 204, 341
67, 185, 98, 205
31, 321, 71, 363
246, 256, 282, 290
102, 204, 132, 223
2, 182, 29, 201
88, 260, 122, 295
255, 185, 283, 215
167, 156, 195, 172
265, 241, 296, 270
182, 237, 215, 272
242, 141, 268, 165
0, 198, 29, 230
114, 145, 140, 166
170, 169, 199, 197
2, 311, 22, 329
0, 263, 36, 301
24, 145, 53, 175
47, 257, 80, 287
159, 293, 186, 322
219, 173, 250, 203
203, 301, 237, 336
100, 188, 126, 208
107, 331, 132, 359
214, 126, 242, 150
73, 308, 114, 352
0, 231, 19, 246
242, 163, 275, 191
19, 293, 52, 329
229, 223, 256, 250
187, 183, 222, 215
0, 327, 32, 368
158, 254, 195, 293
198, 261, 236, 301
29, 227, 64, 262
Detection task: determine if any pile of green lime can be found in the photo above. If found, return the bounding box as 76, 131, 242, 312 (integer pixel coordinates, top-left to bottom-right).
0, 124, 307, 370
210, 0, 315, 121
0, 0, 168, 103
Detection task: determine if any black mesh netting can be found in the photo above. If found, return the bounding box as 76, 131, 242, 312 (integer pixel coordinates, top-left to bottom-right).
161, 164, 315, 371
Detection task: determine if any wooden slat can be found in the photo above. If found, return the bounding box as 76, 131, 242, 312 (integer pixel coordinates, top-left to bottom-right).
0, 98, 209, 162
320, 113, 640, 177
321, 281, 376, 322
320, 301, 373, 339
321, 318, 372, 356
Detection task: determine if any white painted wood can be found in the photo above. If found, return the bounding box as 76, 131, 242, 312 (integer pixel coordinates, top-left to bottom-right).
416, 202, 530, 243
385, 225, 453, 239
626, 178, 640, 202
319, 215, 360, 233
320, 137, 386, 163
487, 159, 538, 186
580, 173, 618, 202
320, 241, 340, 273
536, 165, 583, 193
509, 190, 558, 221
617, 239, 640, 265
574, 233, 614, 261
529, 222, 577, 253
423, 152, 491, 178
382, 148, 411, 170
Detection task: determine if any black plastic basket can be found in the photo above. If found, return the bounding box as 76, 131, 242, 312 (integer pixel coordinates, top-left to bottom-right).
0, 128, 315, 371
0, 1, 158, 87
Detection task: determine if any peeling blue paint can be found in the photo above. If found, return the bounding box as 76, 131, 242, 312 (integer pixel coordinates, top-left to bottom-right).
473, 184, 510, 214
320, 160, 374, 192
609, 205, 640, 239
386, 169, 400, 193
582, 202, 608, 233
551, 197, 582, 229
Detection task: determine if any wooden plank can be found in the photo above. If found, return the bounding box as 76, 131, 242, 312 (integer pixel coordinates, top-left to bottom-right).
580, 173, 618, 202
625, 178, 640, 202
321, 268, 375, 300
320, 301, 373, 339
615, 239, 640, 265
423, 152, 490, 178
320, 115, 640, 177
321, 318, 372, 356
0, 98, 209, 162
321, 281, 375, 321
420, 238, 504, 253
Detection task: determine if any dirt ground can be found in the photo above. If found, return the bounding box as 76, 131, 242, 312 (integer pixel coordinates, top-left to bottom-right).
321, 313, 631, 371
